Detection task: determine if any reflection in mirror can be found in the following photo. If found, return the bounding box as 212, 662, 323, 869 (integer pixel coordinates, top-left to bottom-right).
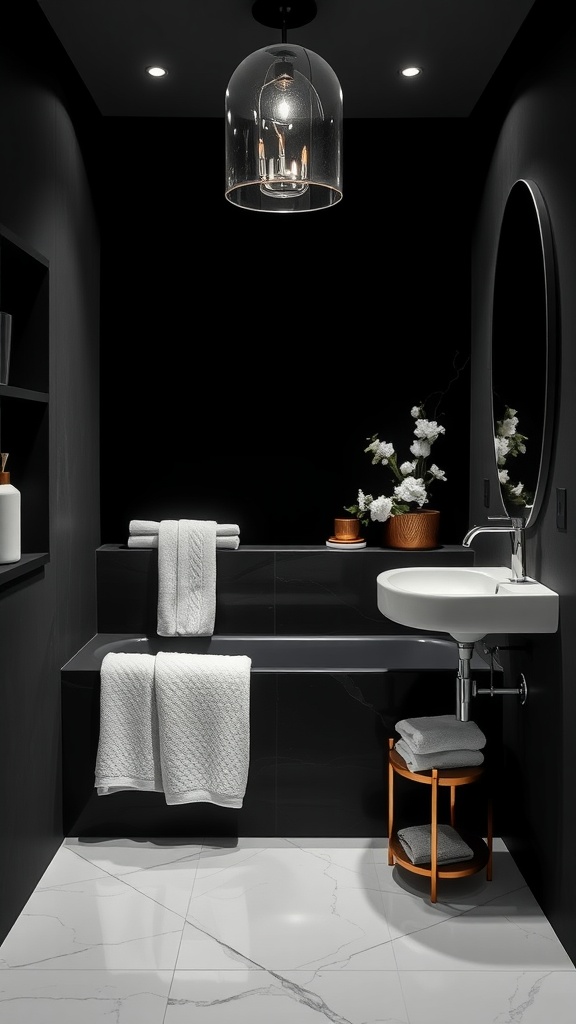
491, 178, 557, 528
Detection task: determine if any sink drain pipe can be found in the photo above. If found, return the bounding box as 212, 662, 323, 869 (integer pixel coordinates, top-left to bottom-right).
456, 642, 528, 721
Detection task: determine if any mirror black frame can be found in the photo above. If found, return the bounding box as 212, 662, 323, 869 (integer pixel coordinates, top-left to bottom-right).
491, 178, 557, 528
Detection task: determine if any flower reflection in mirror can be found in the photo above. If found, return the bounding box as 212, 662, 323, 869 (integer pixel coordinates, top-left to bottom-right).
495, 406, 534, 511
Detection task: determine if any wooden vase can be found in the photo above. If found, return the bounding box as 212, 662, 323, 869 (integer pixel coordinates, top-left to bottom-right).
384, 509, 441, 550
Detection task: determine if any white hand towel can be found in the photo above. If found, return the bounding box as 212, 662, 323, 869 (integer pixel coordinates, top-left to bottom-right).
157, 519, 217, 637
394, 738, 484, 772
397, 823, 475, 866
154, 652, 251, 807
128, 534, 240, 550
129, 519, 240, 537
94, 652, 162, 796
395, 714, 486, 754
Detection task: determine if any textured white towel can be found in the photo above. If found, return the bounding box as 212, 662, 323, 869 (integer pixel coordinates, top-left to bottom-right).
94, 652, 163, 795
128, 534, 240, 550
157, 519, 217, 637
395, 714, 486, 754
397, 823, 475, 866
155, 652, 251, 807
130, 519, 240, 537
394, 738, 484, 771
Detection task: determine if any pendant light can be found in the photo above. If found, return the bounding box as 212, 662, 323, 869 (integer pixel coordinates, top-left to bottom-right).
225, 0, 343, 213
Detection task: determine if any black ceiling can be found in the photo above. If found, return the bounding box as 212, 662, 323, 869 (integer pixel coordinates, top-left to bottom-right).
37, 0, 536, 119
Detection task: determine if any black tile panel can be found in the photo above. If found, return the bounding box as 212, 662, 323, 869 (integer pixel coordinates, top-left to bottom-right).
274, 547, 475, 635
96, 544, 474, 637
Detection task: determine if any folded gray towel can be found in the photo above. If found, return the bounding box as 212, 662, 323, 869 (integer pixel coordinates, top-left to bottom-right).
395, 714, 486, 754
394, 738, 484, 772
397, 823, 475, 866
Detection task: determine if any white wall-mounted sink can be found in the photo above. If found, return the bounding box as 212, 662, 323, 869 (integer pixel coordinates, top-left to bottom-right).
376, 565, 559, 642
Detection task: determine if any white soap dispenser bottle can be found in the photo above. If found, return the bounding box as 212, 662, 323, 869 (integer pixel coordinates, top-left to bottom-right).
0, 453, 21, 564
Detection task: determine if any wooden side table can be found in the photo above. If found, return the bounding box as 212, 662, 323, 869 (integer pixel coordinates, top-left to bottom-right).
387, 737, 493, 903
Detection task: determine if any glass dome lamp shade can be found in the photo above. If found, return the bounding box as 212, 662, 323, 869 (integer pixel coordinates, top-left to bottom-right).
225, 41, 343, 212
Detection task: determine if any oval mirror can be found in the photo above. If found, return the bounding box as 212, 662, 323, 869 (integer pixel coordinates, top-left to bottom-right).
491, 178, 557, 528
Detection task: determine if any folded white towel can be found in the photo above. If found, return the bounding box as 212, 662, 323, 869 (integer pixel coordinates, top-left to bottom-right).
128, 535, 240, 550
129, 519, 240, 537
94, 652, 163, 796
155, 652, 251, 807
394, 738, 484, 772
397, 823, 475, 866
395, 714, 486, 754
157, 519, 217, 637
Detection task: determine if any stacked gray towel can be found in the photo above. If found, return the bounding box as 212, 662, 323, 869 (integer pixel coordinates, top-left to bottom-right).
397, 823, 475, 865
394, 714, 486, 771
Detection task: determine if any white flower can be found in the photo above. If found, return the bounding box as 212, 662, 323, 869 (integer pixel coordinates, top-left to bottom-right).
495, 436, 510, 464
498, 415, 519, 438
413, 418, 446, 443
369, 495, 393, 522
348, 402, 449, 524
366, 439, 394, 465
410, 438, 431, 458
394, 476, 428, 506
495, 407, 532, 508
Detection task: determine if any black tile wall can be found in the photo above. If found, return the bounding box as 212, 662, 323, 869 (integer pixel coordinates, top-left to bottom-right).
96, 544, 475, 636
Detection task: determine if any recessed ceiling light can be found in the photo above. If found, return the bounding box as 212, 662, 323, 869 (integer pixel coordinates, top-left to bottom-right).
400, 66, 422, 78
146, 66, 168, 78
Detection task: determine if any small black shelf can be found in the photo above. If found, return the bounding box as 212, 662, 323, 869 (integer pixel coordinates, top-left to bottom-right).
0, 222, 50, 563
0, 553, 49, 585
0, 384, 49, 403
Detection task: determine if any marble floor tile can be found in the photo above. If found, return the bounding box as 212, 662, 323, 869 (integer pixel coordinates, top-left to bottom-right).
0, 836, 573, 1024
165, 969, 409, 1023
63, 836, 203, 877
398, 969, 576, 1023
0, 875, 184, 971
0, 969, 172, 1023
391, 886, 575, 971
179, 841, 395, 972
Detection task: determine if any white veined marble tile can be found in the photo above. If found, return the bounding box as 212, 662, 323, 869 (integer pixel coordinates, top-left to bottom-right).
398, 969, 576, 1023
0, 969, 172, 1023
179, 842, 395, 971
165, 969, 409, 1023
34, 846, 112, 888
391, 886, 576, 971
63, 837, 203, 877
0, 875, 185, 971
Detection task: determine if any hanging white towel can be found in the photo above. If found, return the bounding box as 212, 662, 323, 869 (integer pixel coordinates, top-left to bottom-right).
129, 519, 240, 537
157, 519, 217, 637
94, 652, 163, 796
154, 652, 251, 807
395, 714, 486, 754
128, 534, 240, 550
394, 738, 484, 772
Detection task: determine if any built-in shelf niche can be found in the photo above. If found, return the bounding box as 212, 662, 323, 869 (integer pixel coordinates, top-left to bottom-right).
0, 222, 49, 584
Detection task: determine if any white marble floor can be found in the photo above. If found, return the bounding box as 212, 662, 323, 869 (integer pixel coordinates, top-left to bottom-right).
0, 836, 574, 1022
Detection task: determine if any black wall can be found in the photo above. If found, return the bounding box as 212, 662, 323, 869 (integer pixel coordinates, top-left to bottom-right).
468, 0, 576, 966
0, 2, 101, 943
98, 117, 472, 548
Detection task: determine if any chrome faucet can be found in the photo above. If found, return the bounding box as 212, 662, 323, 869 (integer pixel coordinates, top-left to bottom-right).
462, 516, 527, 583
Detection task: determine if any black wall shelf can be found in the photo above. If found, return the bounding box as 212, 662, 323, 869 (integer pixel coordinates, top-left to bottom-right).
0, 222, 50, 562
